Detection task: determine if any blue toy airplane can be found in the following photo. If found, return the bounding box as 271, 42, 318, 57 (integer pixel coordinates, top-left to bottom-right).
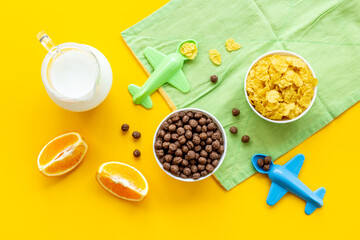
128, 40, 197, 109
251, 154, 326, 215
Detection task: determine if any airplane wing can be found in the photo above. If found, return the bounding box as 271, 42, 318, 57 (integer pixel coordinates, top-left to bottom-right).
128, 84, 153, 109
266, 183, 288, 206
167, 70, 191, 93
143, 47, 166, 69
283, 154, 305, 177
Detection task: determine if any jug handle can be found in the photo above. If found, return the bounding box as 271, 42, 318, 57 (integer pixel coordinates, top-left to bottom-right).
37, 31, 61, 58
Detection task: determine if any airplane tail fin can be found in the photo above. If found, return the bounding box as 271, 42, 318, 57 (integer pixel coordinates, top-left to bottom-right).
128, 84, 153, 109
305, 187, 326, 215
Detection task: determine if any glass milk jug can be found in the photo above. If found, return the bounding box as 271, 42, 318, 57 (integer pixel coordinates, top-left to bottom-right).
37, 32, 112, 112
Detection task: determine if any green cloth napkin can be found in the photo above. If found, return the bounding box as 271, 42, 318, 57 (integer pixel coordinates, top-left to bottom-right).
122, 0, 360, 190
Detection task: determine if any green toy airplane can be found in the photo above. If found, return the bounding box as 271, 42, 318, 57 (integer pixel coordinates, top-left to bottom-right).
128, 40, 197, 109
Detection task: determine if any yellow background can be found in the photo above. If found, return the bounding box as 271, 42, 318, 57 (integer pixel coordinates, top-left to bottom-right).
1, 0, 359, 239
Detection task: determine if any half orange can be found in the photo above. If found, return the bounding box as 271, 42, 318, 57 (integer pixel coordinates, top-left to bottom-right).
37, 132, 88, 176
96, 162, 148, 201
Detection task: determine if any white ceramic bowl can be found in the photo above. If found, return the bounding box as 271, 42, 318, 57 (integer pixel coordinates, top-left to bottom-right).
244, 50, 317, 124
153, 108, 227, 182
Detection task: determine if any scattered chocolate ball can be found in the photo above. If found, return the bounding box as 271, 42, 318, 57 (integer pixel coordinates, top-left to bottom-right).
241, 135, 250, 143
257, 158, 264, 167
263, 164, 270, 171
229, 126, 238, 134
133, 149, 141, 158
132, 131, 141, 139
264, 156, 272, 164
121, 124, 129, 132
232, 108, 240, 116
210, 75, 218, 83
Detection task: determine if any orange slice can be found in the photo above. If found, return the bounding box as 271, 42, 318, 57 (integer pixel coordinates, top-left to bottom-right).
37, 132, 88, 176
96, 162, 148, 201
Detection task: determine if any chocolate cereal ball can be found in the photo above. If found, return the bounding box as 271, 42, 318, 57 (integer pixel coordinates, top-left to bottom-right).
241, 135, 250, 143
263, 164, 270, 171
264, 156, 272, 164
232, 108, 240, 116
229, 126, 238, 134
121, 124, 129, 132
133, 149, 141, 158
257, 158, 264, 167
210, 75, 218, 83
132, 131, 141, 139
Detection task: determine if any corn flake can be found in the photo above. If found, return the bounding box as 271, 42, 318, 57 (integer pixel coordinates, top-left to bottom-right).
266, 90, 282, 103
225, 38, 242, 52
209, 49, 222, 65
270, 56, 288, 73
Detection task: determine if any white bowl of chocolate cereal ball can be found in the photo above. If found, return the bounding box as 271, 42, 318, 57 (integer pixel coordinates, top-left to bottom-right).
244, 50, 318, 123
153, 108, 227, 182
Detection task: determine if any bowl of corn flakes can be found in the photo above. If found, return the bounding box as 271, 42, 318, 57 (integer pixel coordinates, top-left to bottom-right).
245, 50, 318, 123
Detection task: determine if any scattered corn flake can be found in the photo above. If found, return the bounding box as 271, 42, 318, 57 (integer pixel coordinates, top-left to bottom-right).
246, 55, 317, 120
209, 49, 222, 65
180, 42, 198, 60
225, 38, 242, 52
